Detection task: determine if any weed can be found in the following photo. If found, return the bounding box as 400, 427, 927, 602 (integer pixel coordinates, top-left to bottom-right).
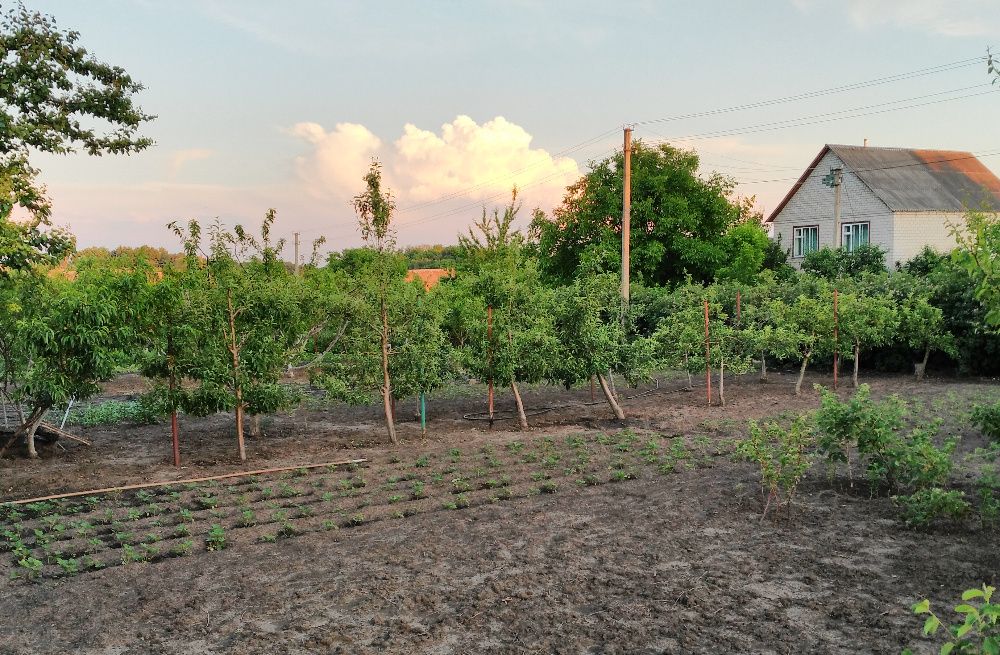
171, 540, 194, 557
414, 455, 430, 468
507, 441, 525, 453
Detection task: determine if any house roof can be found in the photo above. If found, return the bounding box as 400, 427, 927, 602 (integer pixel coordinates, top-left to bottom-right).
405, 268, 453, 289
765, 144, 1000, 222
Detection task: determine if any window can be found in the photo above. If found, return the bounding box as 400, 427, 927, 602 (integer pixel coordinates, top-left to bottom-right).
793, 226, 818, 258
842, 222, 869, 252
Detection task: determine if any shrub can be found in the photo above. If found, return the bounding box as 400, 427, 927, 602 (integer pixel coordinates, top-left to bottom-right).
68, 398, 163, 427
972, 401, 1000, 442
894, 488, 971, 528
736, 416, 814, 519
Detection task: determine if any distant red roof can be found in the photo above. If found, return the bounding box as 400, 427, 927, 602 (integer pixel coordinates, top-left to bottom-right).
405, 268, 453, 289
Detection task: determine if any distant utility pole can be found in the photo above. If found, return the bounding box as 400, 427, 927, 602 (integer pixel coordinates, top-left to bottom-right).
823, 167, 844, 248
293, 231, 301, 275
621, 126, 632, 306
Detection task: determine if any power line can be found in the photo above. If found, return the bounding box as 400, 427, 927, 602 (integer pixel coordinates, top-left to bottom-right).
633, 55, 987, 126
638, 85, 997, 145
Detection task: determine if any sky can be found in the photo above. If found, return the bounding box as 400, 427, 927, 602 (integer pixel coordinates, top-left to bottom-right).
17, 0, 1000, 257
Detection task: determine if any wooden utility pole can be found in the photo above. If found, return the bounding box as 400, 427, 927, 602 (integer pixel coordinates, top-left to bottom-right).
621, 126, 632, 306
293, 232, 301, 276
832, 168, 843, 248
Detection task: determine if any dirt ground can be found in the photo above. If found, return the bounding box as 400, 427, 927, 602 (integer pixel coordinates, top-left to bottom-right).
1, 371, 998, 654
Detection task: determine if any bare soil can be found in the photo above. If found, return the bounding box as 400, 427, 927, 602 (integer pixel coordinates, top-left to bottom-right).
1, 371, 998, 654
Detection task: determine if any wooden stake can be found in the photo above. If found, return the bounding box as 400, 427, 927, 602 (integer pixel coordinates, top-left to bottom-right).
704, 300, 712, 406
833, 289, 839, 390
487, 305, 494, 429
622, 126, 632, 307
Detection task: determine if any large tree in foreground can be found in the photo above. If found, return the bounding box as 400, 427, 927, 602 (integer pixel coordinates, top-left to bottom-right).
0, 3, 153, 271
529, 141, 751, 286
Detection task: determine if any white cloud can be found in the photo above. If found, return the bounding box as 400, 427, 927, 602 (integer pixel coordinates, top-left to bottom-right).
288, 122, 382, 202
288, 115, 581, 235
792, 0, 1000, 36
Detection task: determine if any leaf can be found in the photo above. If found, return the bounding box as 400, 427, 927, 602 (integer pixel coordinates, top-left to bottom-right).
923, 615, 941, 635
954, 604, 978, 615
962, 588, 985, 601
913, 599, 931, 615
940, 643, 954, 655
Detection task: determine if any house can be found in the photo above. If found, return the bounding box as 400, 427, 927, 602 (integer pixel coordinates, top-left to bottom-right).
405, 268, 453, 289
766, 144, 1000, 267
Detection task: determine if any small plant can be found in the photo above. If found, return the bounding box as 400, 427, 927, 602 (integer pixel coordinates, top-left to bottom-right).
18, 556, 43, 578
55, 557, 79, 575
388, 495, 402, 504
172, 540, 194, 557
451, 478, 472, 493
174, 524, 191, 538
321, 491, 334, 502
540, 481, 558, 494
121, 544, 144, 564
411, 481, 426, 499
258, 534, 278, 543
455, 493, 470, 508
179, 508, 194, 523
971, 401, 1000, 442
414, 455, 430, 468
322, 519, 337, 530
206, 524, 226, 551
239, 508, 256, 527
349, 513, 365, 526
895, 488, 971, 528
736, 416, 814, 520
904, 584, 999, 655
507, 441, 525, 453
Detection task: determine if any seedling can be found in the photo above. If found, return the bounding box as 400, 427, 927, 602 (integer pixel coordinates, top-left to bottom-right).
388, 495, 402, 504
206, 524, 226, 551
171, 540, 194, 557
239, 509, 256, 527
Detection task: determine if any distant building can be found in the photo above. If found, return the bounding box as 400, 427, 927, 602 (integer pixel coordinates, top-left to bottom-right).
766, 144, 1000, 267
405, 268, 453, 289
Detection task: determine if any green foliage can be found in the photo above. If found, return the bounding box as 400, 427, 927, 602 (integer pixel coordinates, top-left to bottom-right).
800, 244, 886, 280
814, 384, 906, 482
906, 584, 999, 655
67, 399, 162, 427
972, 402, 1000, 442
895, 487, 970, 528
0, 3, 152, 273
735, 416, 814, 519
205, 524, 226, 551
530, 141, 752, 285
952, 209, 1000, 327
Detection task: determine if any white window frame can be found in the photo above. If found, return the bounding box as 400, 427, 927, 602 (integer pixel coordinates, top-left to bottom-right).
841, 222, 870, 253
792, 225, 819, 258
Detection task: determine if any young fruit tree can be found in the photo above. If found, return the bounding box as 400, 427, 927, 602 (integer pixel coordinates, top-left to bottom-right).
549, 273, 658, 419
835, 278, 900, 387
767, 277, 836, 395
0, 265, 143, 458
890, 273, 956, 381
452, 190, 558, 428
169, 210, 312, 461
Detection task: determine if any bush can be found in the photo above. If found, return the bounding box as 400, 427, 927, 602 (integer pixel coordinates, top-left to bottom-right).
67, 398, 163, 427
894, 487, 970, 528
972, 401, 1000, 442
736, 416, 814, 519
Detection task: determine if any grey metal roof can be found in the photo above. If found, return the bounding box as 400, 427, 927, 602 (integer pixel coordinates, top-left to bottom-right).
829, 145, 1000, 213
766, 145, 1000, 222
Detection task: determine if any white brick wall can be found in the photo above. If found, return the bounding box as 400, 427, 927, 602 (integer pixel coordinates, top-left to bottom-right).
891, 212, 964, 266
771, 150, 893, 264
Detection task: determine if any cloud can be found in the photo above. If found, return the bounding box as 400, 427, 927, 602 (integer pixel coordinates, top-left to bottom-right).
288, 122, 382, 202
792, 0, 1000, 36
288, 115, 581, 234
168, 148, 214, 179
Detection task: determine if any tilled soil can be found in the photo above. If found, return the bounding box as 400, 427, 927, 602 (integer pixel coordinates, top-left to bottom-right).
1, 465, 997, 654
1, 371, 998, 654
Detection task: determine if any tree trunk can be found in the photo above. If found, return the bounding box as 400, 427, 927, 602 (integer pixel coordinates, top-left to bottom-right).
20, 406, 47, 459
511, 380, 528, 429
227, 289, 246, 462
597, 372, 625, 420
915, 346, 931, 381
684, 354, 693, 389
249, 414, 261, 438
719, 355, 726, 406
852, 342, 860, 388
794, 351, 812, 396
760, 350, 768, 381
380, 298, 397, 444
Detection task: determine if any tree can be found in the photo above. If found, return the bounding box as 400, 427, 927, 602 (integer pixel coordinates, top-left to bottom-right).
836, 278, 900, 387
0, 264, 141, 457
1, 3, 152, 271
169, 211, 311, 461
890, 273, 956, 381
529, 141, 749, 286
549, 273, 658, 419
952, 209, 1000, 327
451, 190, 558, 428
768, 276, 836, 395
800, 244, 886, 280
